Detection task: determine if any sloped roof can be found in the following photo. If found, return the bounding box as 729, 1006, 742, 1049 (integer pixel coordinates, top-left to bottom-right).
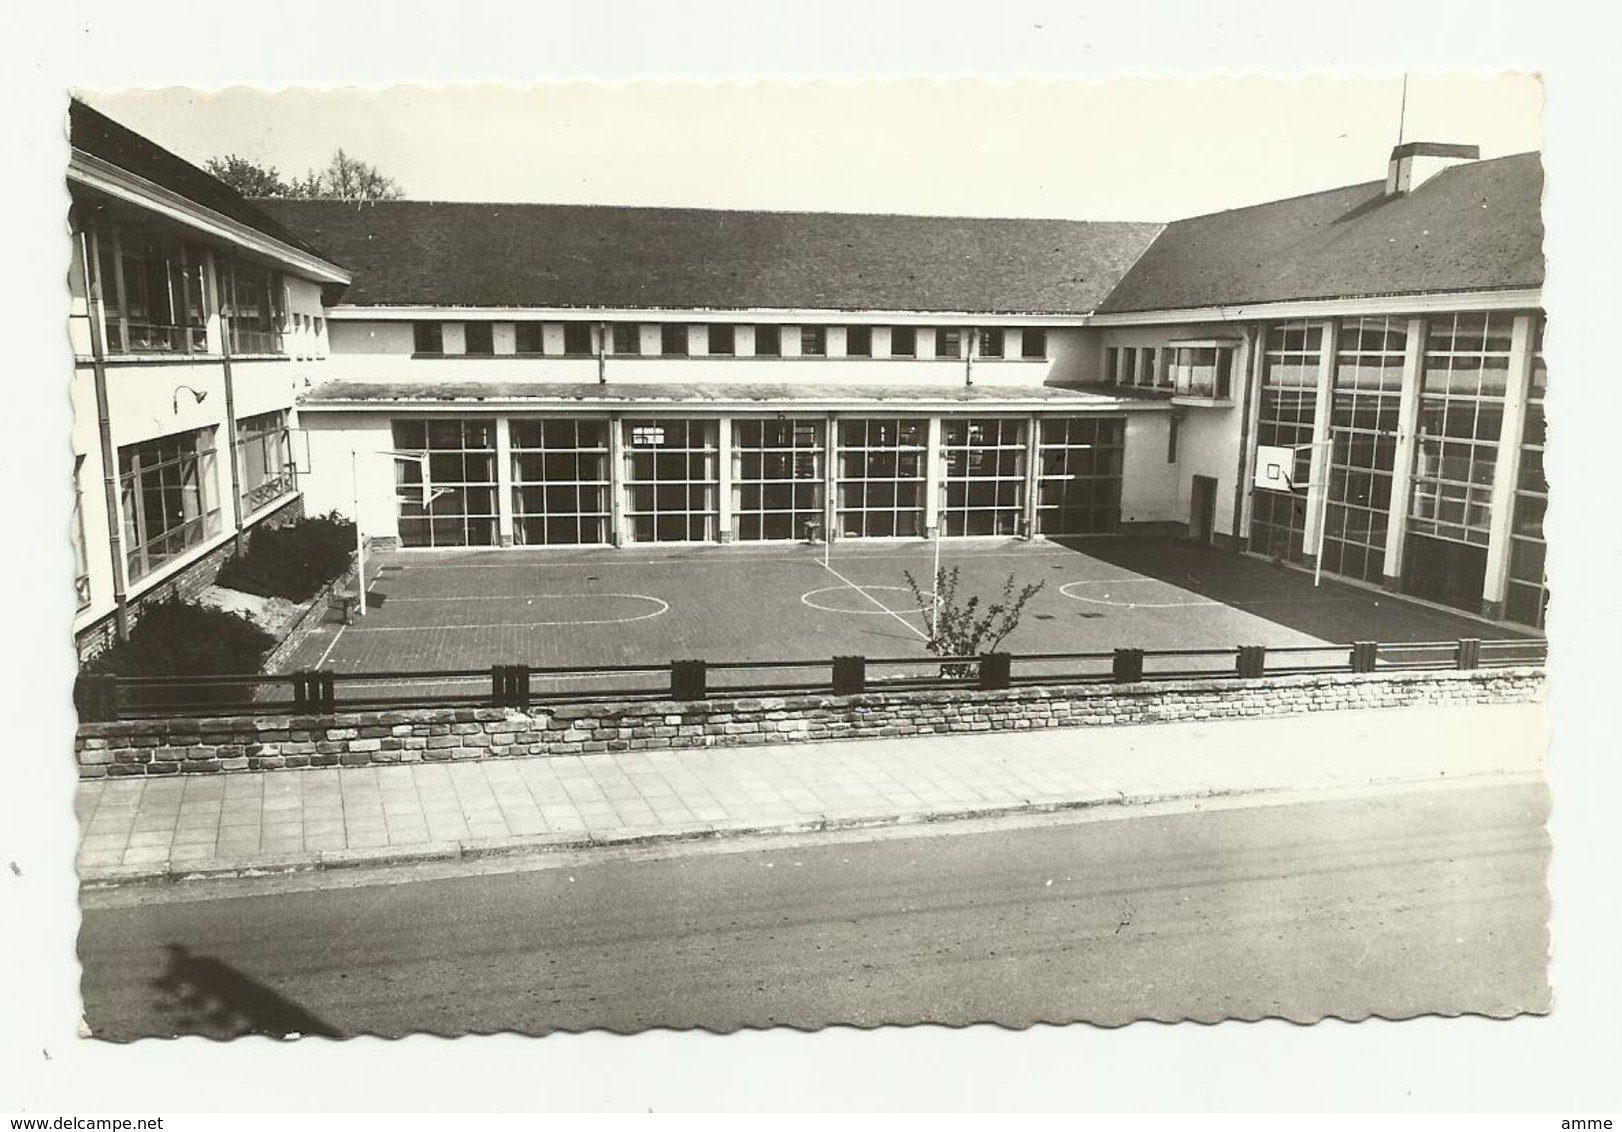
67, 98, 336, 263
259, 199, 1163, 315
1096, 152, 1544, 314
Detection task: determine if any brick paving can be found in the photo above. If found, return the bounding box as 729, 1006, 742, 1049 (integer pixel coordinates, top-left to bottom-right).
76, 701, 1547, 883
278, 539, 1531, 680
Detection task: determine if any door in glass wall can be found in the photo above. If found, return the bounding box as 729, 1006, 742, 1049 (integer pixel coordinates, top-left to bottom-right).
1034, 417, 1124, 536
1250, 323, 1323, 562
835, 418, 927, 538
732, 419, 825, 540
511, 419, 611, 545
1506, 318, 1548, 628
392, 419, 498, 548
1320, 317, 1405, 582
624, 419, 719, 542
940, 418, 1026, 536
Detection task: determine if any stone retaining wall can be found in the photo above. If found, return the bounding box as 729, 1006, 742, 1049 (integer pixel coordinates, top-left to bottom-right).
74, 667, 1545, 778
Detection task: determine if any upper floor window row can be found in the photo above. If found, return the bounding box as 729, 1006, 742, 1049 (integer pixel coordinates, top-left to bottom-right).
411, 321, 1050, 360
88, 223, 292, 357
1103, 342, 1236, 401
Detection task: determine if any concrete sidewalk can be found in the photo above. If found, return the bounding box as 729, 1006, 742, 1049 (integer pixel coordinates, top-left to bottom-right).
75, 701, 1548, 885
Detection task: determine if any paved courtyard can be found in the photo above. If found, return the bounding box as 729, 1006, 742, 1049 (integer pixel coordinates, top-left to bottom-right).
282, 537, 1532, 686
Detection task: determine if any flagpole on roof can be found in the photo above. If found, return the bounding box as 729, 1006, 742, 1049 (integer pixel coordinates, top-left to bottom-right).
1397, 74, 1409, 146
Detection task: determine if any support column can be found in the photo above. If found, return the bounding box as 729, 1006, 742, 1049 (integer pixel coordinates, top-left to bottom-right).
1381, 317, 1428, 589
1300, 319, 1338, 571
494, 417, 514, 546
1022, 414, 1041, 539
200, 253, 244, 550
1231, 322, 1265, 551
82, 225, 130, 642
608, 413, 627, 547
716, 416, 735, 542
1480, 314, 1537, 619
923, 415, 944, 539
824, 413, 839, 541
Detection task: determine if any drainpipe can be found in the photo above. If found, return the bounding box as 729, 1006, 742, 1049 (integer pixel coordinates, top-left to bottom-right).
597, 320, 608, 385
965, 326, 975, 387
205, 255, 246, 553
80, 225, 130, 642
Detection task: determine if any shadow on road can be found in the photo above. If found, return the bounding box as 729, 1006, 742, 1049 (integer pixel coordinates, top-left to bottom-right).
148, 943, 341, 1040
1055, 537, 1535, 644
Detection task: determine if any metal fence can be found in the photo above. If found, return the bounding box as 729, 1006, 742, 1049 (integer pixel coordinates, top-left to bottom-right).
73, 637, 1547, 722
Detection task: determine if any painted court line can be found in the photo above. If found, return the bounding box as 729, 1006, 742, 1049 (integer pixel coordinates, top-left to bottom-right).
817, 561, 930, 641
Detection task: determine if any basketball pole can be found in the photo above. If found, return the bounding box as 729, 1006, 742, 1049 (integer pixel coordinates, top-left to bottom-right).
352, 448, 367, 616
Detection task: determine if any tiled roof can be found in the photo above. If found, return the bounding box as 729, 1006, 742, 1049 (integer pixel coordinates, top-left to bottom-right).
299, 380, 1140, 407
67, 98, 336, 264
1096, 153, 1544, 314
258, 200, 1163, 316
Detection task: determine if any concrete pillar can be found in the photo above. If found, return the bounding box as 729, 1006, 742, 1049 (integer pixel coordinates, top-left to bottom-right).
542, 323, 566, 356
1022, 414, 1041, 538
924, 416, 944, 539
824, 413, 840, 540
608, 414, 627, 546
716, 416, 734, 542
873, 326, 892, 359
736, 325, 757, 358
1479, 314, 1537, 619
1381, 318, 1428, 589
493, 322, 517, 355
1300, 319, 1338, 571
827, 326, 848, 358
493, 417, 514, 546
201, 247, 224, 357
781, 325, 802, 358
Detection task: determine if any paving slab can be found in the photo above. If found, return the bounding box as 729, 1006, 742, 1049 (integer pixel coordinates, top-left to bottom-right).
76, 701, 1546, 885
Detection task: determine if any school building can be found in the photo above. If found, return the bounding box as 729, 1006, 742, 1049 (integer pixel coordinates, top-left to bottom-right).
68, 101, 1548, 660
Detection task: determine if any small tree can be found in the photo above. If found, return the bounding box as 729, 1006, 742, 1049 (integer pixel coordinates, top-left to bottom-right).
904, 567, 1045, 678
204, 154, 296, 198
203, 149, 404, 201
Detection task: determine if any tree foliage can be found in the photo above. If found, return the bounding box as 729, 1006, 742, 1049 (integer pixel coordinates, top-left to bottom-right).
204, 149, 403, 201
903, 567, 1046, 677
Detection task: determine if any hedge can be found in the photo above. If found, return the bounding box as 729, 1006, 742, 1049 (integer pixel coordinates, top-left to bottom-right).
215, 511, 356, 602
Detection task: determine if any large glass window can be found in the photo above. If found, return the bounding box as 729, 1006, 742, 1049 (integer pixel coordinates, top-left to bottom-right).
119, 429, 220, 581
836, 418, 926, 538
800, 327, 827, 357
391, 419, 498, 548
611, 322, 640, 355
1021, 329, 1047, 360
977, 329, 1005, 359
1407, 312, 1514, 548
707, 324, 735, 356
732, 419, 825, 540
889, 327, 916, 358
563, 323, 594, 355
936, 328, 963, 360
1250, 322, 1323, 562
1506, 318, 1548, 628
941, 418, 1026, 536
414, 321, 444, 354
1321, 317, 1406, 582
513, 322, 543, 354
463, 321, 494, 356
755, 325, 782, 357
235, 410, 296, 515
511, 419, 610, 545
624, 419, 718, 542
220, 258, 285, 355
1035, 417, 1124, 536
1171, 343, 1236, 398
846, 326, 872, 357
660, 324, 690, 357
93, 229, 206, 355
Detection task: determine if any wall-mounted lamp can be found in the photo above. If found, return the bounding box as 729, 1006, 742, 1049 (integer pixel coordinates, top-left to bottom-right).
172, 385, 208, 413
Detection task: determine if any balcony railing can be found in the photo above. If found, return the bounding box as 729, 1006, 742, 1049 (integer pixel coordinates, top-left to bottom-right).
106, 321, 208, 356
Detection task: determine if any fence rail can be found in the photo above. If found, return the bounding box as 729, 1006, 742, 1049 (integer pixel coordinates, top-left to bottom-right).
73, 637, 1547, 723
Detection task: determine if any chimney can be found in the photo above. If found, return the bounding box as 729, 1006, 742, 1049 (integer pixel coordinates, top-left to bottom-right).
1386, 141, 1480, 196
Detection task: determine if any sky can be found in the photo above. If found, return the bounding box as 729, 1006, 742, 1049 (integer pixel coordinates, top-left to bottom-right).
82, 74, 1543, 222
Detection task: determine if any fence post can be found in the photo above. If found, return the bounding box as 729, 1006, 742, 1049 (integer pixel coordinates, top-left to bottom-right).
293, 670, 311, 712
74, 673, 118, 722
1456, 638, 1482, 670
512, 664, 530, 710
671, 659, 707, 701
491, 664, 508, 707
1112, 648, 1144, 683
317, 671, 336, 713
832, 655, 866, 696
1351, 640, 1378, 673
1236, 645, 1266, 679
978, 652, 1012, 690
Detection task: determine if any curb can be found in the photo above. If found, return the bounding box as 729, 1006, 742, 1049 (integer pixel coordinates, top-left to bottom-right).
77, 769, 1534, 888
75, 781, 1284, 887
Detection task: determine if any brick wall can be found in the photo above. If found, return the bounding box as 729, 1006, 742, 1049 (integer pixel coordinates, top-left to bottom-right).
76, 494, 306, 662
75, 666, 1545, 778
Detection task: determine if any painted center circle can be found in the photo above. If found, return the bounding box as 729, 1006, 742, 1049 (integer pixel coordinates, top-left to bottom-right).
801, 585, 921, 615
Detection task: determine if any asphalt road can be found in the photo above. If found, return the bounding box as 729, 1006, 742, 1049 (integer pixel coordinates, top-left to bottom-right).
78, 781, 1550, 1038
